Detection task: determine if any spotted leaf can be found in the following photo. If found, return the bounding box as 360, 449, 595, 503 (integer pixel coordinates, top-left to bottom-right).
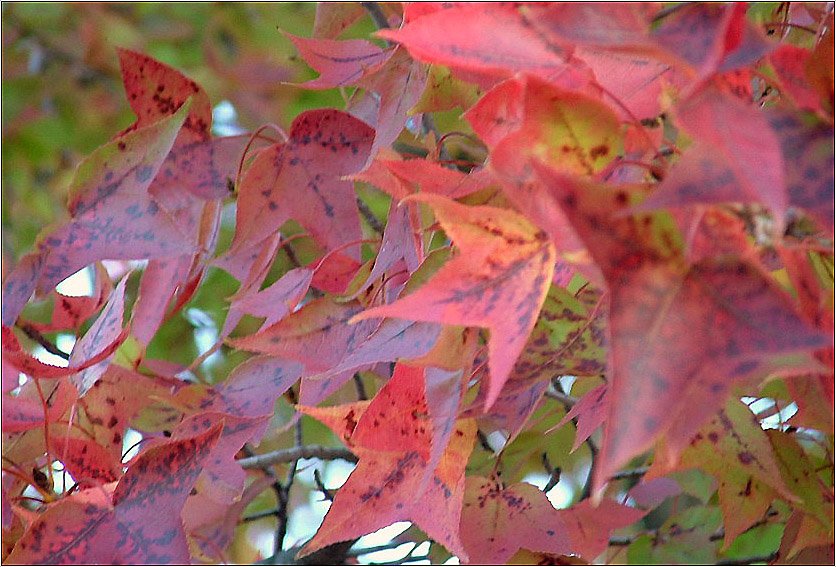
353, 194, 556, 408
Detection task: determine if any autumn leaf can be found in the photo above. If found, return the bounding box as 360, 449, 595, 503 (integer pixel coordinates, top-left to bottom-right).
459, 477, 571, 564
647, 398, 794, 547
352, 194, 556, 408
286, 33, 390, 90
7, 424, 222, 564
557, 383, 610, 453
534, 164, 829, 492
377, 4, 570, 80
229, 298, 379, 375
299, 407, 476, 560
231, 109, 374, 258
312, 2, 366, 39
117, 48, 212, 142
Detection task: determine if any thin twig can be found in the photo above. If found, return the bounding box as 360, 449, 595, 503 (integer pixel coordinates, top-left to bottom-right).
361, 2, 391, 30
610, 467, 649, 481
544, 388, 578, 408
353, 372, 369, 401
357, 197, 385, 235
17, 323, 70, 360
238, 445, 358, 469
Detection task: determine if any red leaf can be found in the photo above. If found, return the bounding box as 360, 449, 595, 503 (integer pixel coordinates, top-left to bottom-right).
769, 111, 834, 234
130, 256, 192, 345
534, 165, 828, 492
312, 2, 366, 39
110, 423, 223, 563
68, 275, 130, 395
171, 412, 268, 505
35, 101, 194, 294
524, 3, 657, 52
49, 436, 121, 484
352, 364, 432, 458
2, 378, 76, 433
150, 134, 250, 200
117, 48, 213, 142
7, 424, 222, 564
377, 4, 570, 79
675, 87, 787, 225
229, 298, 379, 374
559, 499, 646, 560
459, 476, 571, 564
286, 33, 390, 90
76, 365, 175, 460
360, 157, 494, 199
25, 265, 112, 333
299, 418, 476, 560
231, 109, 374, 258
557, 383, 609, 453
6, 487, 115, 564
1, 252, 45, 326
354, 195, 556, 408
770, 45, 823, 112
229, 267, 313, 330
356, 49, 428, 160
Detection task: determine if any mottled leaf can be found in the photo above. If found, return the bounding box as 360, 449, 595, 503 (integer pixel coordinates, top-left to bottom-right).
299, 418, 476, 560
560, 498, 646, 560
110, 423, 223, 563
558, 384, 609, 453
229, 298, 379, 375
649, 398, 793, 547
231, 109, 374, 258
117, 48, 212, 141
312, 2, 366, 39
377, 4, 570, 79
69, 275, 130, 395
353, 194, 556, 408
36, 101, 194, 294
286, 33, 390, 90
459, 477, 571, 564
534, 165, 828, 491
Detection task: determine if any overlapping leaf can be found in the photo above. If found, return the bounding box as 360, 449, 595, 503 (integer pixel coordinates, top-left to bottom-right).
353, 194, 556, 408
534, 165, 828, 491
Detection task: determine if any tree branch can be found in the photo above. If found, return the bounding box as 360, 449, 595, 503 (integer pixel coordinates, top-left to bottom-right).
361, 2, 391, 30
238, 445, 358, 469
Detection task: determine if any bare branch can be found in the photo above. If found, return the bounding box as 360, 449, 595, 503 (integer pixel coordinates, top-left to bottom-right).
238, 445, 358, 469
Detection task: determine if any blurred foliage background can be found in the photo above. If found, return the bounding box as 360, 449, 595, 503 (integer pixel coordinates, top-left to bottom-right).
1, 2, 375, 269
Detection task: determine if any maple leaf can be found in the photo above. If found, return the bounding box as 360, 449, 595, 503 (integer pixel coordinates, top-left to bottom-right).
286, 33, 390, 89
231, 109, 374, 259
377, 4, 570, 81
355, 48, 428, 162
510, 284, 609, 386
229, 298, 379, 375
559, 498, 647, 560
298, 366, 476, 560
534, 165, 829, 492
353, 194, 556, 408
23, 264, 112, 333
6, 424, 222, 564
647, 398, 795, 548
557, 383, 610, 453
459, 477, 571, 564
312, 2, 366, 39
3, 101, 194, 302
